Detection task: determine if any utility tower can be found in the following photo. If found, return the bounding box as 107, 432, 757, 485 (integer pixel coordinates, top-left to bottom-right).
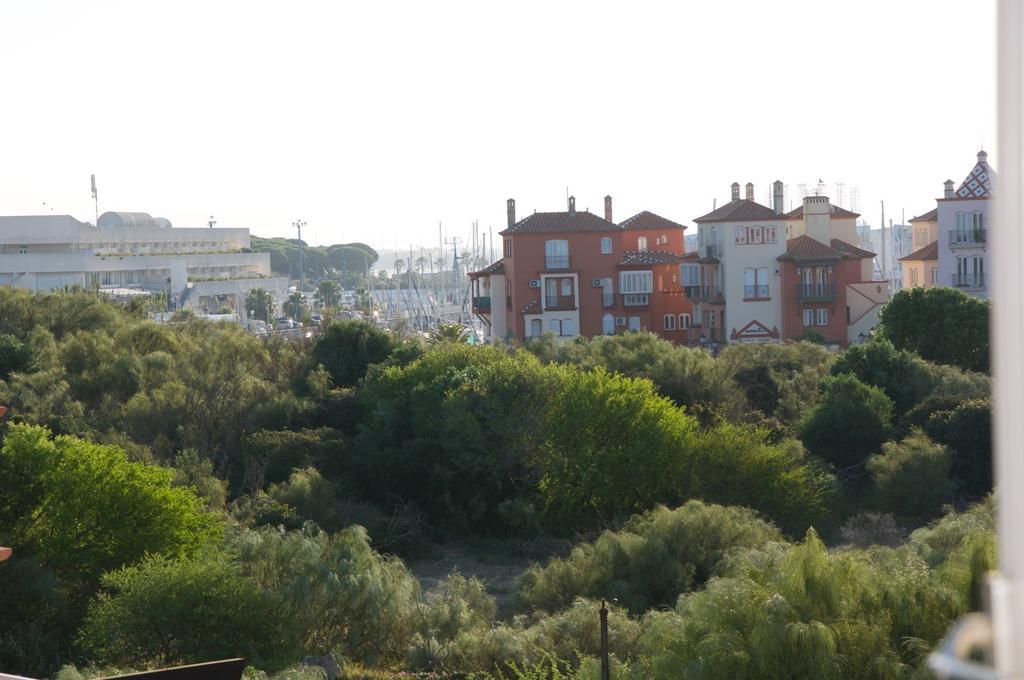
293, 219, 307, 292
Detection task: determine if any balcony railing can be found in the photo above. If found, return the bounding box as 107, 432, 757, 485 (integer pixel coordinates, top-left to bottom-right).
952, 273, 985, 288
798, 282, 837, 301
472, 296, 491, 312
685, 285, 721, 301
545, 295, 576, 309
949, 229, 987, 246
545, 255, 571, 269
602, 293, 615, 307
700, 244, 719, 259
743, 284, 770, 299
623, 293, 650, 306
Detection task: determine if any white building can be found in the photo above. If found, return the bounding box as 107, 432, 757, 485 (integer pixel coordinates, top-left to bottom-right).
0, 211, 289, 321
937, 151, 993, 299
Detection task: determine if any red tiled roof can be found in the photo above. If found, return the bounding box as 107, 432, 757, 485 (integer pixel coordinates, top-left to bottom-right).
469, 260, 505, 277
619, 250, 684, 266
500, 210, 620, 235
777, 235, 845, 262
783, 204, 861, 220
619, 211, 688, 232
680, 251, 700, 260
694, 199, 780, 223
830, 239, 875, 259
899, 241, 939, 262
909, 208, 938, 223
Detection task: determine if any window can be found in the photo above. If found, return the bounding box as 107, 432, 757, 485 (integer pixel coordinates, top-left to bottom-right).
548, 319, 561, 335
743, 267, 770, 298
910, 268, 919, 286
17, 245, 27, 254
750, 226, 763, 244
545, 240, 569, 268
530, 319, 541, 337
816, 308, 828, 326
664, 314, 676, 331
601, 237, 613, 254
620, 270, 653, 293
734, 227, 747, 245
637, 236, 648, 252
764, 225, 777, 243
803, 309, 814, 327
601, 277, 614, 306
562, 319, 575, 336
628, 316, 641, 331
504, 239, 512, 257
931, 267, 939, 284
681, 264, 701, 286
602, 313, 615, 335
561, 278, 572, 296
679, 313, 691, 329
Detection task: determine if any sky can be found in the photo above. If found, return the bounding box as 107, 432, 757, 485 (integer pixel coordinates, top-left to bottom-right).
0, 0, 996, 252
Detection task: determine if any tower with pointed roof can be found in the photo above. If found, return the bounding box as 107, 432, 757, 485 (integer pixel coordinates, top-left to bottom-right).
935, 150, 993, 299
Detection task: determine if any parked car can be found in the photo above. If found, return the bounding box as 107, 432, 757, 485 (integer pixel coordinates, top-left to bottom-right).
274, 317, 294, 330
310, 314, 324, 327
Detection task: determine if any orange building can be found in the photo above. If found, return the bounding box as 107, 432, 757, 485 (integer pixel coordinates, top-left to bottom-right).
469, 196, 696, 344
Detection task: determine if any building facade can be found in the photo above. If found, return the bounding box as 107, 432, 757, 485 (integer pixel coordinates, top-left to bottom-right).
689, 182, 887, 347
899, 208, 939, 289
0, 211, 289, 322
469, 196, 696, 343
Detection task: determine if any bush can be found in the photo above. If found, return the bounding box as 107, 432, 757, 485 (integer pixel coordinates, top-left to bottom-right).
923, 398, 992, 497
868, 431, 956, 518
312, 320, 398, 387
0, 332, 33, 379
78, 553, 293, 669
719, 341, 834, 425
877, 286, 989, 372
799, 374, 894, 468
515, 501, 781, 615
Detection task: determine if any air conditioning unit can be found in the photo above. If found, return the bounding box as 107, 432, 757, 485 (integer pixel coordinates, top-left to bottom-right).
592, 279, 604, 287
529, 279, 541, 288
615, 317, 626, 327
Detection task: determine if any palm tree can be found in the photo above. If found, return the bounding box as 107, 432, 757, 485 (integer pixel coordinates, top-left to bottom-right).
429, 322, 473, 344
245, 288, 275, 322
315, 279, 342, 309
415, 256, 428, 274
284, 291, 307, 320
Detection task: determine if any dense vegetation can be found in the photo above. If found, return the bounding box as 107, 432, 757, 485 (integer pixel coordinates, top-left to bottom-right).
249, 236, 378, 286
0, 287, 994, 679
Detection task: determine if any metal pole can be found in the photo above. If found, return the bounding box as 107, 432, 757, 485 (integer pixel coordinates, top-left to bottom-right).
600, 600, 610, 680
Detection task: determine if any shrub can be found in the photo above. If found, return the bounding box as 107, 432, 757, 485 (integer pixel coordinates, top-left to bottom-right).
924, 398, 992, 497
312, 320, 398, 387
799, 374, 894, 468
877, 286, 989, 372
515, 501, 781, 615
0, 332, 34, 379
868, 431, 956, 518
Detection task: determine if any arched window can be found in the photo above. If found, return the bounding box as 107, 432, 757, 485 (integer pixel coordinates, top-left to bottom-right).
602, 313, 615, 335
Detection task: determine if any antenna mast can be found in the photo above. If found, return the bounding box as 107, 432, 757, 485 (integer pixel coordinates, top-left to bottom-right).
293, 219, 307, 293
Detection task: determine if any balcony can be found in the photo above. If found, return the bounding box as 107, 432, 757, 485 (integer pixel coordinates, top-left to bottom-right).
949, 229, 987, 247
798, 282, 837, 302
545, 295, 576, 310
743, 284, 770, 300
472, 296, 491, 313
686, 285, 722, 301
602, 292, 615, 307
545, 255, 571, 270
623, 293, 650, 306
952, 273, 985, 289
699, 244, 719, 261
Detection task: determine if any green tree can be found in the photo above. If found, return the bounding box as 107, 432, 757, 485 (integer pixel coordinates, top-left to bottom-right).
78, 553, 293, 669
831, 339, 931, 416
429, 322, 472, 344
877, 286, 989, 372
799, 374, 894, 468
314, 278, 342, 309
868, 431, 956, 518
283, 291, 307, 320
245, 287, 275, 322
0, 333, 33, 379
311, 319, 398, 387
923, 398, 992, 497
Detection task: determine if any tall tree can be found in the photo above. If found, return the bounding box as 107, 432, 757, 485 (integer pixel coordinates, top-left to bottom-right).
877, 287, 989, 372
315, 279, 342, 309
244, 288, 275, 322
284, 291, 307, 320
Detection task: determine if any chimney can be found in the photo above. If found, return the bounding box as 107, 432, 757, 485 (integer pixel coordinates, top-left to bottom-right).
772, 180, 784, 215
745, 183, 754, 201
568, 195, 576, 216
943, 180, 955, 199
507, 198, 516, 227
730, 182, 740, 200
604, 195, 613, 222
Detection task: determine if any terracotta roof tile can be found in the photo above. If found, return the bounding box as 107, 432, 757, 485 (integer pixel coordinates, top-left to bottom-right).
469, 260, 505, 277
694, 199, 780, 224
680, 251, 700, 260
909, 208, 938, 223
619, 210, 688, 232
830, 238, 875, 259
899, 241, 939, 262
619, 250, 684, 266
783, 204, 861, 220
500, 211, 620, 235
777, 235, 845, 262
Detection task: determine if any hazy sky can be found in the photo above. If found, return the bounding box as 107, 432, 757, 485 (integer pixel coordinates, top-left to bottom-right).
0, 1, 996, 251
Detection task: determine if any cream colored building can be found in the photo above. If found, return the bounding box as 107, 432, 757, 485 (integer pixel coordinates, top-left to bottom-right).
0, 211, 289, 322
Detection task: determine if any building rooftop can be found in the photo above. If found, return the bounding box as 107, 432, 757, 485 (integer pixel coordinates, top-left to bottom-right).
909, 208, 939, 223
951, 150, 995, 200
500, 210, 620, 235
469, 260, 505, 277
830, 238, 876, 259
777, 235, 847, 262
783, 204, 861, 220
899, 241, 940, 262
693, 199, 780, 224
619, 210, 688, 232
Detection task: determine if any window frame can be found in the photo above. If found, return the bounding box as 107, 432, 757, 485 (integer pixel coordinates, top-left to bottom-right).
664, 314, 676, 331
803, 309, 814, 327
679, 313, 691, 330
600, 236, 613, 255
816, 308, 828, 326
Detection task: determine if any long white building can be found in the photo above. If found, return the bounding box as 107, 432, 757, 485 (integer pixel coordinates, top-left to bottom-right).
0, 211, 289, 320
